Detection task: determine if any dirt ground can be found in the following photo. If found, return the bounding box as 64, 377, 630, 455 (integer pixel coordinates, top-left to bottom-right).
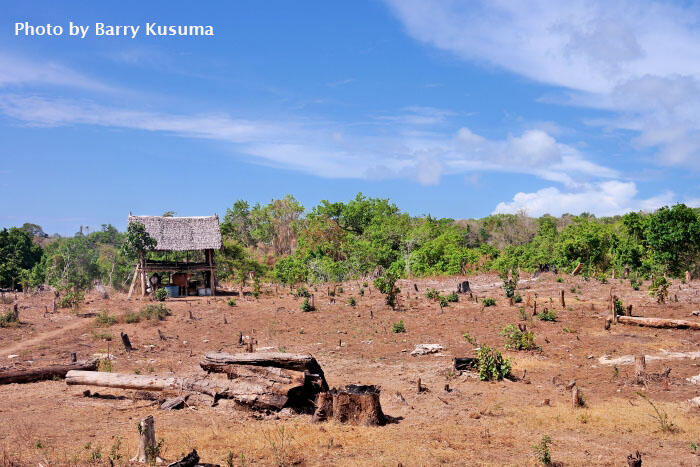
2, 273, 700, 466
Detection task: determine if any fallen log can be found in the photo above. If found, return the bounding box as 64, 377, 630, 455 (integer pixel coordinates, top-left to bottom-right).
66, 366, 318, 411
312, 385, 385, 426
617, 316, 700, 330
201, 351, 328, 390
0, 359, 98, 385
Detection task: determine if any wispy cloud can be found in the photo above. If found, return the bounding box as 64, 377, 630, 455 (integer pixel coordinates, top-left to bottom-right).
0, 53, 116, 93
326, 78, 355, 87
385, 0, 700, 170
0, 93, 617, 187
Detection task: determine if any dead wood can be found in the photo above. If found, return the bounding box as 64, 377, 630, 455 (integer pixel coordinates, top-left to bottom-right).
0, 359, 98, 385
201, 351, 328, 390
66, 366, 318, 411
121, 332, 134, 351
617, 315, 700, 330
312, 385, 385, 426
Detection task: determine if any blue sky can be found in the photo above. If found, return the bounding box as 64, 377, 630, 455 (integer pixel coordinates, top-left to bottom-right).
2, 1, 700, 235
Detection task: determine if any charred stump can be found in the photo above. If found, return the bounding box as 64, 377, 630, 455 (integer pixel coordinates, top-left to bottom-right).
312, 385, 385, 426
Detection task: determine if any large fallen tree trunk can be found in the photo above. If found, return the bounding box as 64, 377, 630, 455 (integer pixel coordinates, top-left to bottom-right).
617, 316, 700, 330
0, 359, 98, 385
201, 351, 328, 391
66, 366, 319, 411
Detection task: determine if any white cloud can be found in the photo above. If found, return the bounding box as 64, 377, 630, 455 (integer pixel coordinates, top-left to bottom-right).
385, 0, 700, 169
0, 54, 115, 92
493, 181, 674, 217
0, 94, 616, 188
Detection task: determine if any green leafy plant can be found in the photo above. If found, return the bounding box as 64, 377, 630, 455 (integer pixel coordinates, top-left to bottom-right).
300, 297, 314, 312
556, 277, 563, 283
533, 434, 552, 465
392, 320, 406, 333
476, 344, 511, 381
374, 268, 400, 309
153, 288, 167, 302
648, 276, 669, 303
537, 309, 557, 322
482, 297, 496, 307
227, 298, 237, 307
446, 291, 459, 302
425, 288, 439, 300
438, 295, 449, 308
348, 297, 357, 307
614, 298, 624, 316
637, 392, 678, 433
337, 286, 343, 294
518, 306, 528, 321
141, 303, 171, 321
97, 358, 112, 372
124, 311, 141, 324
514, 293, 522, 303
501, 324, 539, 350
0, 309, 19, 327
94, 311, 117, 327
91, 330, 113, 341
359, 287, 365, 296
294, 286, 311, 298
57, 290, 84, 309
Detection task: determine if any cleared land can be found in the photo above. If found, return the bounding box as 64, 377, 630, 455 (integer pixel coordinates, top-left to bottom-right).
1, 273, 700, 466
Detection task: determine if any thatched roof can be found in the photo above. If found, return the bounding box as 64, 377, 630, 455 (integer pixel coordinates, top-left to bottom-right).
128, 215, 221, 251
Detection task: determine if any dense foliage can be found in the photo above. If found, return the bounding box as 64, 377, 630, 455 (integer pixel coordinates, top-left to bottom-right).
3, 193, 700, 294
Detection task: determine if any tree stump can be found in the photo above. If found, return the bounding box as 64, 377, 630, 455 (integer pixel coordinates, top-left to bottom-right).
627, 451, 642, 467
560, 290, 565, 308
635, 355, 646, 384
686, 271, 692, 283
131, 415, 163, 463
457, 281, 471, 294
571, 386, 583, 408
12, 304, 18, 321
121, 332, 133, 352
312, 385, 385, 426
533, 301, 537, 316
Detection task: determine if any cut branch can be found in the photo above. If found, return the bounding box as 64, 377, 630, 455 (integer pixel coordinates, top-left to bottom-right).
0, 359, 98, 385
617, 316, 700, 330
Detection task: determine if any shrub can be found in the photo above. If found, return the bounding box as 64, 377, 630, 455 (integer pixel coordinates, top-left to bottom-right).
294, 286, 310, 298
482, 297, 496, 307
98, 358, 112, 372
614, 298, 624, 316
123, 312, 141, 324
518, 306, 528, 321
537, 309, 557, 322
630, 278, 641, 290
425, 288, 439, 300
475, 344, 511, 381
556, 277, 563, 283
153, 288, 167, 302
438, 296, 449, 308
362, 281, 368, 288
374, 269, 400, 309
648, 276, 669, 303
227, 298, 237, 307
337, 286, 344, 294
533, 435, 552, 465
348, 297, 357, 307
392, 320, 406, 333
91, 330, 113, 341
359, 288, 365, 296
0, 309, 19, 327
637, 392, 677, 433
446, 292, 459, 303
300, 298, 314, 312
57, 290, 84, 309
514, 294, 522, 303
95, 311, 117, 327
141, 304, 171, 321
501, 324, 538, 350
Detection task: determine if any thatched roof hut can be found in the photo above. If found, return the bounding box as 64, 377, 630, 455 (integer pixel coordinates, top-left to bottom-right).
126, 215, 221, 297
128, 215, 221, 251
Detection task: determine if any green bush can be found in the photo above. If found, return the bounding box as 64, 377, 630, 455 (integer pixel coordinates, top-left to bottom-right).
425, 288, 439, 300
533, 435, 552, 465
501, 324, 538, 350
614, 298, 624, 316
294, 286, 310, 298
537, 309, 557, 322
514, 293, 522, 303
57, 290, 84, 309
476, 344, 511, 381
648, 276, 669, 303
141, 304, 171, 321
300, 298, 314, 312
95, 311, 117, 327
348, 297, 357, 307
556, 277, 563, 283
91, 330, 113, 341
392, 320, 406, 333
359, 287, 365, 296
227, 298, 237, 307
446, 292, 459, 303
123, 312, 141, 324
153, 288, 167, 302
438, 295, 449, 308
0, 309, 18, 327
482, 297, 496, 307
337, 286, 343, 294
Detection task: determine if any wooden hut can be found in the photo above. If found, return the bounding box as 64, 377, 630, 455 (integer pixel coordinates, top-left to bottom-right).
127, 215, 222, 298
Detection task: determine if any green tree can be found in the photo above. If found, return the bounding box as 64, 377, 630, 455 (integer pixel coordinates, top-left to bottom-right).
645, 204, 700, 276
0, 227, 43, 289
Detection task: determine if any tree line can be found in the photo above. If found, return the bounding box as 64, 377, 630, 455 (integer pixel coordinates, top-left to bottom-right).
2, 194, 700, 294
